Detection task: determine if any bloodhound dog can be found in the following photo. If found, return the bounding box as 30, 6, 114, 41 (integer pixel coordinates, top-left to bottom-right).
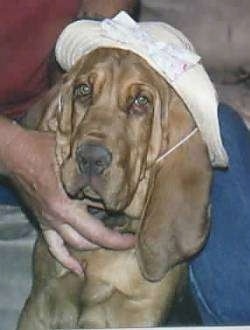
18, 48, 212, 329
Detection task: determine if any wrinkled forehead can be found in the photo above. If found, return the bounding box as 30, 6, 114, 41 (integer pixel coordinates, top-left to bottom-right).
72, 47, 167, 87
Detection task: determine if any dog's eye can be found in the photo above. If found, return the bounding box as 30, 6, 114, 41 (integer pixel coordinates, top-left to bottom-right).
74, 84, 92, 97
134, 95, 149, 106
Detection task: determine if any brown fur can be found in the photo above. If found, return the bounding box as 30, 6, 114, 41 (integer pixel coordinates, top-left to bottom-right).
18, 48, 212, 329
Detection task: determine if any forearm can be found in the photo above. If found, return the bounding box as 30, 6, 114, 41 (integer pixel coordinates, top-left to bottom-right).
0, 115, 28, 175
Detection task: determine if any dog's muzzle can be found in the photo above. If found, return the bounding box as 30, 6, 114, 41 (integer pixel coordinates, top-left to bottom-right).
76, 142, 112, 176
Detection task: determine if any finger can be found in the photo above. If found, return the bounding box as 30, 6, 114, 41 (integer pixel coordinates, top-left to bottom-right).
56, 223, 99, 250
62, 202, 136, 250
43, 229, 84, 275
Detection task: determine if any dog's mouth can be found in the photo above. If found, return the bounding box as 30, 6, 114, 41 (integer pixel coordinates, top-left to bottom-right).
63, 169, 104, 202
61, 155, 135, 212
88, 206, 137, 234
80, 185, 102, 201
61, 160, 139, 233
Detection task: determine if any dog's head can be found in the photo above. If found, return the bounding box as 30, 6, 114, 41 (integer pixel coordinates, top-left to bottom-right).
49, 48, 170, 212
41, 48, 212, 281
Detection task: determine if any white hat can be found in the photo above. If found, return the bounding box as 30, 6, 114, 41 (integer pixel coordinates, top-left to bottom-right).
55, 11, 228, 167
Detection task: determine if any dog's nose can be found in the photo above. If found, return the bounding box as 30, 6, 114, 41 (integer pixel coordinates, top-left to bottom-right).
76, 143, 112, 176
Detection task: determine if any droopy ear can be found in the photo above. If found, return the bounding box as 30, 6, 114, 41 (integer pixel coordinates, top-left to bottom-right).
34, 59, 84, 166
22, 73, 76, 167
21, 83, 62, 131
54, 76, 75, 166
55, 59, 88, 166
136, 88, 212, 282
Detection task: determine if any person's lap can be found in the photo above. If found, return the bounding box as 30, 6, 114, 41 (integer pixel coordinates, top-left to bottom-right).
190, 103, 250, 325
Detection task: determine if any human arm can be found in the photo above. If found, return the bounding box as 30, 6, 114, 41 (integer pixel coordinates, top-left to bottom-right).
0, 116, 135, 274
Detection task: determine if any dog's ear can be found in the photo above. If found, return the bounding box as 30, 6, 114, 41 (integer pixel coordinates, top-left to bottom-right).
54, 76, 76, 166
22, 74, 75, 166
136, 88, 212, 282
20, 83, 62, 131
55, 58, 90, 166
30, 59, 85, 166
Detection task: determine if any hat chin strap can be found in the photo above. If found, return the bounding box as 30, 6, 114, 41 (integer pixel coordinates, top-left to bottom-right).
156, 127, 198, 163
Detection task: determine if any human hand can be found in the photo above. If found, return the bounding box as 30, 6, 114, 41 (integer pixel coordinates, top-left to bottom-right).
2, 128, 135, 274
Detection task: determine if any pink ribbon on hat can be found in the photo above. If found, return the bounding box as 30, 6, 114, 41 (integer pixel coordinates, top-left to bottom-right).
101, 11, 201, 81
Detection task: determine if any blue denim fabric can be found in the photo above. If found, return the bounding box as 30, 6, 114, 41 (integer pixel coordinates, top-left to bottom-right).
0, 182, 19, 205
189, 104, 250, 325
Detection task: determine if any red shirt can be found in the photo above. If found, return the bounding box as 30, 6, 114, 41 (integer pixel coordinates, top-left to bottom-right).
0, 0, 80, 118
